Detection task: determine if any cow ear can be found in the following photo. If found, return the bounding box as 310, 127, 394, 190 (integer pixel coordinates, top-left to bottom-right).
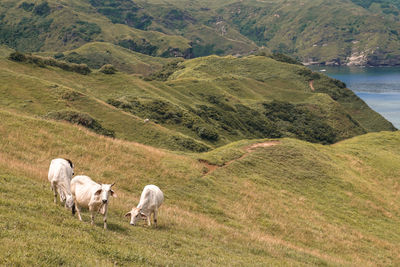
95, 189, 102, 196
111, 190, 117, 198
124, 212, 131, 218
140, 212, 147, 218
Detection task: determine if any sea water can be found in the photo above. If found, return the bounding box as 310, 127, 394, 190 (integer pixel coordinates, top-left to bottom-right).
312, 66, 400, 129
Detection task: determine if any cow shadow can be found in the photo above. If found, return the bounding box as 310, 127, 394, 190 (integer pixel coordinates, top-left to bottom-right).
103, 222, 128, 233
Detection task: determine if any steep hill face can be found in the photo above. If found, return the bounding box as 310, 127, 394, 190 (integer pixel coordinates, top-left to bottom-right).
0, 0, 192, 57
1, 109, 399, 265
1, 0, 400, 64
217, 0, 400, 66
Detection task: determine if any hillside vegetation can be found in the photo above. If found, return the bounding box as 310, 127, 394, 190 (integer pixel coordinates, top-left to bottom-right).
39, 42, 174, 75
1, 2, 400, 264
1, 108, 399, 265
1, 0, 400, 65
0, 50, 395, 152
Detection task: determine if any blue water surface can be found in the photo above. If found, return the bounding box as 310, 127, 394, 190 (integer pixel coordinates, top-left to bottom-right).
311, 66, 400, 129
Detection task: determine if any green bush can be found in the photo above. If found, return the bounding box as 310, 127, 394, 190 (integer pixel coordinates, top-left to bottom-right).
89, 0, 153, 30
0, 16, 53, 51
45, 110, 115, 137
118, 39, 157, 56
99, 64, 117, 74
54, 52, 64, 59
263, 100, 337, 144
146, 60, 184, 81
19, 2, 35, 12
172, 136, 209, 152
269, 53, 303, 65
33, 2, 51, 16
8, 51, 26, 62
195, 125, 219, 141
8, 52, 91, 75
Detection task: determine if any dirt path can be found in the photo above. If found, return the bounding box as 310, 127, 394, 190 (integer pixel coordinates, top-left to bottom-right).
201, 141, 280, 175
309, 80, 315, 91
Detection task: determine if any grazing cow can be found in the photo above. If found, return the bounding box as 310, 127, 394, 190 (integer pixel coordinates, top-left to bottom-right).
125, 185, 164, 227
48, 158, 74, 208
71, 175, 116, 229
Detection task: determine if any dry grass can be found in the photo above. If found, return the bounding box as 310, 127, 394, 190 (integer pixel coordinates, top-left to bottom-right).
1, 109, 400, 265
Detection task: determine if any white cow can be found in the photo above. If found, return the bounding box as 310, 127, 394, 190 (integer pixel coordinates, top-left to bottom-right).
71, 175, 116, 229
125, 185, 164, 227
48, 158, 74, 208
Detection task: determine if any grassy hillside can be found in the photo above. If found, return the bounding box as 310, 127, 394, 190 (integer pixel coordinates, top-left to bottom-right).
2, 0, 400, 64
0, 0, 191, 57
1, 51, 395, 151
132, 0, 400, 65
38, 42, 174, 75
217, 0, 400, 65
1, 109, 399, 265
0, 55, 210, 152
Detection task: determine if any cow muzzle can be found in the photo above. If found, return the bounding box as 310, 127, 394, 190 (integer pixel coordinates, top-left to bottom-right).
102, 199, 108, 204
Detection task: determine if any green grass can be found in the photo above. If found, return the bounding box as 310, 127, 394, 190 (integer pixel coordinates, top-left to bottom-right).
137, 0, 400, 65
0, 53, 394, 152
0, 0, 191, 57
1, 109, 399, 265
0, 57, 209, 152
39, 42, 173, 75
2, 0, 400, 64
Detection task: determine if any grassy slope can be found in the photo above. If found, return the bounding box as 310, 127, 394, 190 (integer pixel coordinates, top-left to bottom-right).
2, 0, 400, 64
0, 56, 209, 152
1, 109, 399, 265
0, 52, 395, 150
140, 0, 400, 64
169, 55, 395, 133
38, 42, 174, 75
0, 0, 191, 56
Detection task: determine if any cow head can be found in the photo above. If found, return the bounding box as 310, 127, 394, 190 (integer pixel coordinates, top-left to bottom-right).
65, 194, 74, 208
64, 158, 75, 176
125, 207, 147, 226
94, 182, 116, 204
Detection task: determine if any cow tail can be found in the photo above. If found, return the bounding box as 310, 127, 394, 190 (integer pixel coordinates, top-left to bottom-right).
72, 203, 76, 215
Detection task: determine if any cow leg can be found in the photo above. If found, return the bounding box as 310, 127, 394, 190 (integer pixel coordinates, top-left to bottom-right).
59, 190, 66, 203
153, 209, 158, 227
146, 215, 151, 226
89, 206, 95, 226
51, 182, 57, 204
75, 202, 82, 221
103, 205, 108, 230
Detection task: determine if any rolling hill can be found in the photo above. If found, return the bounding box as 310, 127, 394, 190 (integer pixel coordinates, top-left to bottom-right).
38, 42, 174, 75
1, 0, 400, 65
1, 107, 399, 265
1, 48, 395, 152
1, 2, 400, 264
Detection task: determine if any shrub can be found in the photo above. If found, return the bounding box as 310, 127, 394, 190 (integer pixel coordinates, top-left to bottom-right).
263, 100, 337, 144
99, 64, 117, 74
54, 52, 64, 59
45, 110, 115, 137
8, 51, 26, 62
146, 60, 184, 81
269, 53, 303, 65
33, 2, 51, 16
19, 2, 35, 12
195, 125, 219, 141
8, 52, 91, 75
172, 136, 210, 152
118, 39, 157, 56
